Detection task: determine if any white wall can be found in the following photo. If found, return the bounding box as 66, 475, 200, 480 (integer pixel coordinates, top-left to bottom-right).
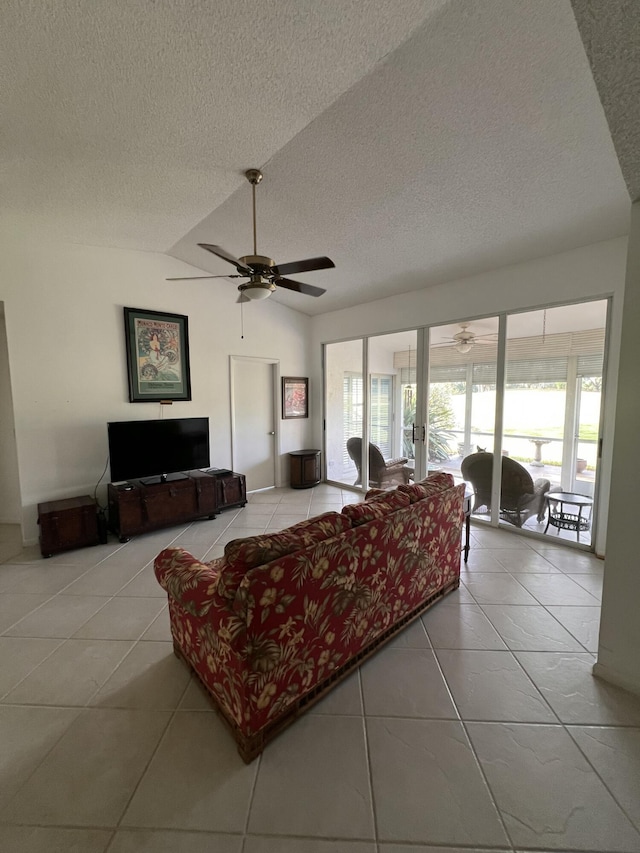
0, 306, 22, 523
594, 202, 640, 695
0, 239, 313, 543
311, 237, 629, 556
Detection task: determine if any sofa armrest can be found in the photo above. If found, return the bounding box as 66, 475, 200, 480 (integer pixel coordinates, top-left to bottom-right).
154, 547, 224, 617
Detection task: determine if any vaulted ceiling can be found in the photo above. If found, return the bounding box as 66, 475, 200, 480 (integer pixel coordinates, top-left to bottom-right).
2, 1, 638, 315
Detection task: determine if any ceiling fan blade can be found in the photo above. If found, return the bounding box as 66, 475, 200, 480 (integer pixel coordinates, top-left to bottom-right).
166, 274, 244, 281
197, 244, 253, 275
271, 256, 335, 276
275, 277, 326, 297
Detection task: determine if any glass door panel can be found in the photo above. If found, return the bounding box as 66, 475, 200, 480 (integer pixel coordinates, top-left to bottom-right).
367, 331, 418, 489
429, 319, 498, 520
500, 301, 607, 544
325, 339, 364, 488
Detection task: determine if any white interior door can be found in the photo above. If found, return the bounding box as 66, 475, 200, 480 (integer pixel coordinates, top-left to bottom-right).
231, 357, 277, 491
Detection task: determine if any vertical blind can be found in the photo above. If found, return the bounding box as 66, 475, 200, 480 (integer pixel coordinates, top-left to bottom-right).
343, 373, 393, 468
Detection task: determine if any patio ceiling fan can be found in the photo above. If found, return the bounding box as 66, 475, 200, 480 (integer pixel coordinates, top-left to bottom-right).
432, 323, 498, 354
167, 169, 335, 302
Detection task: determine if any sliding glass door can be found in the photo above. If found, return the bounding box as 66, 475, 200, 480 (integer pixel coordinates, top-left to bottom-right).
324, 299, 608, 548
325, 340, 364, 488
427, 318, 499, 501
500, 301, 607, 544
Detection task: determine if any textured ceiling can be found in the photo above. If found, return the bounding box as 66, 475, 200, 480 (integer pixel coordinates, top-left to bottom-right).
1, 1, 633, 316
572, 0, 640, 202
1, 0, 443, 249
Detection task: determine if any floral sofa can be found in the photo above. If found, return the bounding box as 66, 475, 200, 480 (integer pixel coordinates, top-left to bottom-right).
154, 472, 465, 761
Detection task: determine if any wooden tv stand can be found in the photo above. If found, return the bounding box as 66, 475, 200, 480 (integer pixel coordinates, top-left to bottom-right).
107, 470, 246, 542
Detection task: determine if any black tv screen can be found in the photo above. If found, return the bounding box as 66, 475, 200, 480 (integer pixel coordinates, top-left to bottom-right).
108, 417, 210, 483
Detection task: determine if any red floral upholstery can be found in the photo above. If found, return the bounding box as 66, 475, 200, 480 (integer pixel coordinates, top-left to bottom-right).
217, 512, 351, 600
155, 478, 464, 761
398, 471, 455, 502
341, 489, 410, 525
155, 548, 224, 617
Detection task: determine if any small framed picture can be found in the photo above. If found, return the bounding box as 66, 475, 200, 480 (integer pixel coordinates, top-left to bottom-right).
282, 376, 308, 419
123, 307, 192, 403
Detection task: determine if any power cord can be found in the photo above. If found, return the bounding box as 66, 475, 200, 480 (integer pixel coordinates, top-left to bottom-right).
94, 455, 110, 511
94, 455, 110, 544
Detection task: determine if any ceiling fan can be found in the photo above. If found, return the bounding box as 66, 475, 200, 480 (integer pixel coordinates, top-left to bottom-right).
433, 323, 498, 354
167, 169, 335, 302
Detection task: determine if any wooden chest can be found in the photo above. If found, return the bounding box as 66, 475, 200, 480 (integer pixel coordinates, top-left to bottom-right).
38, 495, 100, 558
207, 470, 247, 512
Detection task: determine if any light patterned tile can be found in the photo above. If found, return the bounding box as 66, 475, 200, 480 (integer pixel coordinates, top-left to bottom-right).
514, 574, 598, 606
515, 653, 640, 726
467, 722, 640, 851
436, 649, 555, 722
568, 726, 640, 831
0, 636, 63, 697
122, 711, 257, 832
367, 717, 507, 846
4, 639, 133, 706
2, 709, 170, 826
361, 648, 456, 719
109, 829, 242, 853
246, 839, 376, 853
249, 715, 374, 839
0, 705, 79, 811
73, 597, 166, 640
422, 603, 507, 650
481, 605, 584, 652
0, 826, 112, 853
0, 593, 52, 633
89, 641, 190, 709
545, 606, 600, 652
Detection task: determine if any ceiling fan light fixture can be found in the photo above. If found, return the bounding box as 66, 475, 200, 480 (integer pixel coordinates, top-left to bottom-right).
244, 285, 272, 300
455, 341, 473, 354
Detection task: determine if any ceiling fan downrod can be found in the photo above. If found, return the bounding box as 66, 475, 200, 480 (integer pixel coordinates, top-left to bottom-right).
245, 169, 263, 256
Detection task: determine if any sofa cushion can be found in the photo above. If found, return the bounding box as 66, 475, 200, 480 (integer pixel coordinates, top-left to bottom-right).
364, 488, 388, 500
398, 471, 454, 503
217, 511, 351, 601
341, 489, 411, 525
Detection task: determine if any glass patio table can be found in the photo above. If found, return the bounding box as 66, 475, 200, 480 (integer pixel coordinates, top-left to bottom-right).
544, 491, 593, 541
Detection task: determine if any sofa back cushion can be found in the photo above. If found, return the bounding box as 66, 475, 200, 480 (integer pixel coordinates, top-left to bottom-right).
217, 511, 351, 601
398, 471, 454, 503
341, 489, 411, 526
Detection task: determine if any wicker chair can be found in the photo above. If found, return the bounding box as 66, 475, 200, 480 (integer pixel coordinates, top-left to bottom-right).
346, 437, 411, 489
461, 451, 551, 528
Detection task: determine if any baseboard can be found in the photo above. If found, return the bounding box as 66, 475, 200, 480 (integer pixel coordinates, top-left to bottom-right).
592, 661, 640, 697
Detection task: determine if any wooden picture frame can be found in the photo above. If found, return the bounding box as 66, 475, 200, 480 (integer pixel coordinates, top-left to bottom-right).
123, 307, 192, 403
282, 376, 308, 419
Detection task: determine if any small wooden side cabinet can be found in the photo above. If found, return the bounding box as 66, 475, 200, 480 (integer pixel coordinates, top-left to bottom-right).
38, 495, 100, 558
206, 469, 247, 511
288, 449, 322, 489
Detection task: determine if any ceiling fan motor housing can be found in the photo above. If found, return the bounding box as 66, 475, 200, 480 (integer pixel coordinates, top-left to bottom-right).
239, 255, 276, 275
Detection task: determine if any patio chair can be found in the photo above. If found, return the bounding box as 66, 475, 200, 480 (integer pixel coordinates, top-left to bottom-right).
461, 451, 551, 528
346, 437, 411, 489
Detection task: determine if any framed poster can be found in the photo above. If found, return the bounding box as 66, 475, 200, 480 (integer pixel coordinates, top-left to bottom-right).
282, 376, 308, 419
123, 307, 192, 402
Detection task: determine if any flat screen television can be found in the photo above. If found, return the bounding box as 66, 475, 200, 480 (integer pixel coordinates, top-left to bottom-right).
107, 417, 210, 484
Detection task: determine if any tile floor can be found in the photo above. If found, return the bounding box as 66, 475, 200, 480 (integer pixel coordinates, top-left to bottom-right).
1, 484, 640, 852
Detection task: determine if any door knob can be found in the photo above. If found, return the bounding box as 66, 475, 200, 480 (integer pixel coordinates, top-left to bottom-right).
268, 431, 275, 435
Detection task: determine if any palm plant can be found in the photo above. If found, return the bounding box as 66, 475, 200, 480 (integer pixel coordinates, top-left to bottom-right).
403, 384, 457, 462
